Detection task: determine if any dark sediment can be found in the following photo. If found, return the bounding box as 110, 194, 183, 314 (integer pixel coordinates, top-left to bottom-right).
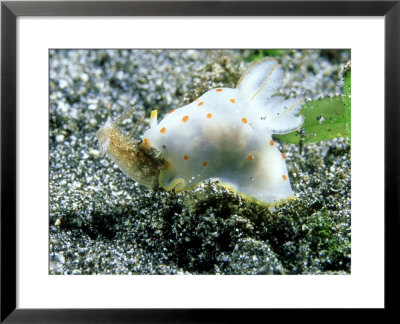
49, 49, 351, 275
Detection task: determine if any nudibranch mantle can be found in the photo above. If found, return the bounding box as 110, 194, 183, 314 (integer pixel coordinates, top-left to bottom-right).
97, 58, 304, 205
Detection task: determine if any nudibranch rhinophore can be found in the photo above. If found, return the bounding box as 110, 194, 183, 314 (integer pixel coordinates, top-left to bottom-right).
97, 57, 305, 205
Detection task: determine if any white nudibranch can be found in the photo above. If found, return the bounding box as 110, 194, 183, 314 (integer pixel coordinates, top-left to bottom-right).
97, 58, 305, 205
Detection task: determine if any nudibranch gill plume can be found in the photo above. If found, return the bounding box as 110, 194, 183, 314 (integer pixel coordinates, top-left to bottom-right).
96, 58, 305, 205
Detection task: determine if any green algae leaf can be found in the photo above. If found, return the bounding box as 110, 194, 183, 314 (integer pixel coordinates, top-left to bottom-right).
275, 97, 348, 144
344, 70, 351, 142
246, 49, 283, 62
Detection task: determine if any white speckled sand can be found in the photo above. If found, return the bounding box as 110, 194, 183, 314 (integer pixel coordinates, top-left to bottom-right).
49, 50, 351, 275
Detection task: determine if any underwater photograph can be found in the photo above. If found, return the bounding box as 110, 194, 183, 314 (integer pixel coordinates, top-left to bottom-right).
49, 49, 351, 275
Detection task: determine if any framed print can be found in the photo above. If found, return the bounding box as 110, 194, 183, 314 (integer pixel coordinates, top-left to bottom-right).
1, 0, 399, 322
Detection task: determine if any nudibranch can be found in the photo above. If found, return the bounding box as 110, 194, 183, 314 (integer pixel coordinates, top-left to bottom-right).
97, 58, 304, 205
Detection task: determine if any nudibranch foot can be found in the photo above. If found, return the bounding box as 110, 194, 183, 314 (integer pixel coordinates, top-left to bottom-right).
96, 107, 167, 188
220, 182, 298, 207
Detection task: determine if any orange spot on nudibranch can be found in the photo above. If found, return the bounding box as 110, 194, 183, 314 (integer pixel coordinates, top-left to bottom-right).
242, 117, 248, 124
194, 98, 199, 101
144, 138, 150, 146
182, 115, 189, 122
281, 153, 286, 159
269, 140, 274, 146
168, 109, 176, 114
247, 155, 254, 160
160, 127, 166, 133
197, 101, 204, 106
282, 175, 287, 181
230, 98, 236, 103
184, 155, 189, 160
202, 161, 208, 167
207, 113, 212, 118
216, 88, 223, 92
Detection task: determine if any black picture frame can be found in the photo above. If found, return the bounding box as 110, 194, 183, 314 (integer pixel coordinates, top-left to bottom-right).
1, 0, 399, 322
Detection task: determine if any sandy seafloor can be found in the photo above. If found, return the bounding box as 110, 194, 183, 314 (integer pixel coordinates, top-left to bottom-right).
49, 49, 351, 275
